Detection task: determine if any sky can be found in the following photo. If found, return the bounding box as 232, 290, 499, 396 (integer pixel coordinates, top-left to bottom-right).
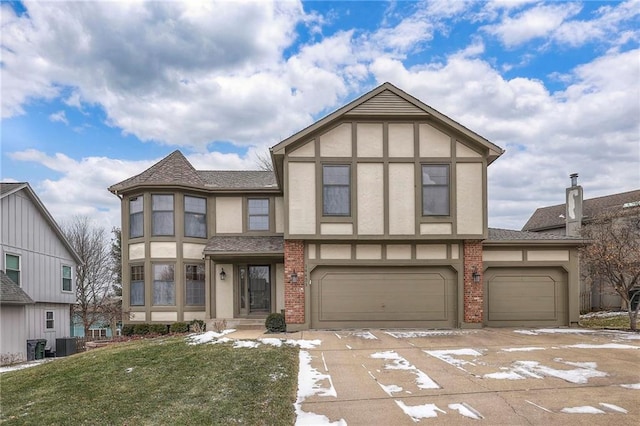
1, 0, 639, 232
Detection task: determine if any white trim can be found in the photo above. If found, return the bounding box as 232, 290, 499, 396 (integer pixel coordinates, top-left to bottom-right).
4, 252, 21, 287
61, 264, 73, 293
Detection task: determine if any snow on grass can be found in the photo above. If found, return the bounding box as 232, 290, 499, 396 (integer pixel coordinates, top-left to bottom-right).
621, 383, 640, 389
295, 350, 346, 426
599, 403, 627, 413
425, 348, 483, 373
233, 340, 260, 349
500, 347, 546, 352
564, 343, 639, 350
514, 328, 595, 336
287, 339, 322, 349
561, 406, 605, 414
581, 311, 628, 319
448, 403, 483, 420
0, 359, 52, 374
385, 330, 473, 338
370, 351, 440, 389
186, 329, 236, 345
259, 338, 283, 347
395, 401, 446, 421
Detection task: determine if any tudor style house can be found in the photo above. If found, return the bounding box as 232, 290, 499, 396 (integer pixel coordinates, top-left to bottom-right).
110, 83, 583, 331
1, 183, 81, 362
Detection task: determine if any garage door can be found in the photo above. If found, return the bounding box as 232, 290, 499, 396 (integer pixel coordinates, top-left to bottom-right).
311, 266, 456, 329
485, 268, 568, 327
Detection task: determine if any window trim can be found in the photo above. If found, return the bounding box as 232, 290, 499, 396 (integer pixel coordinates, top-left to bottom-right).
185, 263, 205, 306
45, 311, 54, 330
184, 195, 207, 238
151, 194, 175, 237
130, 264, 145, 306
129, 195, 144, 239
421, 164, 451, 217
247, 198, 270, 231
152, 263, 176, 306
5, 253, 21, 287
62, 265, 73, 292
322, 164, 351, 217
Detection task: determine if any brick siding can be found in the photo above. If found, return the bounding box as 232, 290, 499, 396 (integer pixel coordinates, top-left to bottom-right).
463, 240, 484, 323
284, 240, 305, 324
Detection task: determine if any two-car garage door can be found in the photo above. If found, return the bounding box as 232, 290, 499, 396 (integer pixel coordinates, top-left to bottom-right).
311, 266, 456, 329
485, 268, 568, 327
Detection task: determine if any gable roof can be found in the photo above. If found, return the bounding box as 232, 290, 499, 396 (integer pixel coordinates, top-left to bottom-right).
1, 271, 35, 305
108, 151, 278, 194
522, 189, 640, 232
0, 183, 82, 265
270, 82, 505, 187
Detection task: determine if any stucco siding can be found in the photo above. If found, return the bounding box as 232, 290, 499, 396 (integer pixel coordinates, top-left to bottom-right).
129, 312, 146, 322
355, 244, 382, 260
456, 141, 482, 157
356, 123, 383, 157
129, 243, 145, 260
215, 197, 243, 233
320, 223, 353, 235
289, 140, 315, 157
288, 162, 316, 234
276, 263, 285, 312
388, 163, 415, 235
151, 312, 178, 322
183, 311, 205, 321
320, 244, 352, 260
215, 264, 234, 318
183, 243, 205, 260
456, 162, 483, 235
419, 123, 451, 157
150, 242, 177, 258
527, 250, 570, 261
388, 123, 414, 157
320, 123, 352, 157
483, 250, 524, 262
386, 244, 412, 259
275, 196, 285, 233
416, 244, 448, 259
357, 163, 384, 235
420, 223, 453, 235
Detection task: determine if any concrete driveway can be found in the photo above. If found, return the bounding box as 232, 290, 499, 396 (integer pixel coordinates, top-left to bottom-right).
239, 327, 640, 425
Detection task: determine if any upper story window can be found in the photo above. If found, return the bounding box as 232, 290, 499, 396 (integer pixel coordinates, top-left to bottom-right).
130, 265, 145, 306
185, 264, 205, 306
5, 254, 20, 286
422, 165, 450, 216
323, 165, 351, 216
248, 199, 269, 231
62, 265, 72, 292
185, 196, 207, 238
129, 196, 144, 238
152, 194, 174, 236
152, 263, 175, 306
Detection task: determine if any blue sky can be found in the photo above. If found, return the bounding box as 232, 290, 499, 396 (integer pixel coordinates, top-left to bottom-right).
1, 0, 639, 231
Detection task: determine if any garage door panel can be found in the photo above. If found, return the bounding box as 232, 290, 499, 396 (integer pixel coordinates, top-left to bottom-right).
485, 268, 567, 327
312, 267, 456, 328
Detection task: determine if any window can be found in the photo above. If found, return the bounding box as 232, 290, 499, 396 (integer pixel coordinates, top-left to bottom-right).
130, 265, 145, 306
323, 165, 350, 216
129, 196, 144, 238
62, 265, 72, 292
153, 264, 175, 305
185, 264, 205, 306
422, 165, 450, 216
185, 196, 207, 238
152, 194, 174, 236
248, 199, 269, 231
5, 254, 20, 286
45, 311, 54, 329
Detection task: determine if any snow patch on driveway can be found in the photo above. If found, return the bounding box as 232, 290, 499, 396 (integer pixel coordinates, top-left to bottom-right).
484, 359, 607, 384
425, 348, 483, 373
563, 343, 639, 350
561, 406, 605, 414
370, 351, 440, 389
395, 401, 446, 421
599, 403, 627, 413
500, 347, 545, 352
621, 383, 640, 389
448, 403, 483, 420
385, 330, 473, 338
514, 328, 595, 336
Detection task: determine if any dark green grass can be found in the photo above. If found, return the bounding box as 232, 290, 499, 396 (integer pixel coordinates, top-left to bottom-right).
1, 336, 298, 425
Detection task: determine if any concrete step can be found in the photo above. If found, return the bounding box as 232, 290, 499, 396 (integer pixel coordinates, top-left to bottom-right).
206, 318, 266, 331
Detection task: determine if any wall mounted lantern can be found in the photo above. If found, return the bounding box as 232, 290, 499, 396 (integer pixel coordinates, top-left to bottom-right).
290, 270, 298, 284
219, 268, 226, 281
472, 266, 481, 283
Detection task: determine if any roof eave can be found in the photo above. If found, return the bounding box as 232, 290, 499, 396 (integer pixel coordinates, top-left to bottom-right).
484, 239, 586, 246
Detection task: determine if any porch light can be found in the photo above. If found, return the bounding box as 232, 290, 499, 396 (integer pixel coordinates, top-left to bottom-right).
290, 270, 298, 284
219, 268, 226, 281
472, 266, 481, 283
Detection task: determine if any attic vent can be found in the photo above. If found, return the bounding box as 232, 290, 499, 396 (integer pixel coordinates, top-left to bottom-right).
623, 201, 640, 209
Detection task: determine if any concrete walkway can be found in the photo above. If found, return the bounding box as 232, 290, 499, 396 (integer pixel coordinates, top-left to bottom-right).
229, 327, 640, 425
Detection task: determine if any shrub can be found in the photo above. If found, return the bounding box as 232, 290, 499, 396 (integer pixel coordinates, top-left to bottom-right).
121, 324, 135, 336
265, 313, 286, 333
148, 324, 168, 335
189, 319, 206, 333
170, 322, 189, 333
133, 323, 150, 335
212, 319, 227, 333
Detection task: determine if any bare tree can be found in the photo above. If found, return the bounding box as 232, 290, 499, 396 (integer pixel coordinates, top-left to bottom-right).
580, 210, 640, 330
254, 150, 273, 171
63, 216, 113, 336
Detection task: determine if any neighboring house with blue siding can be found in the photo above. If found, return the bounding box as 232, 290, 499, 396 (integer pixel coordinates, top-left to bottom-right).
0, 182, 82, 363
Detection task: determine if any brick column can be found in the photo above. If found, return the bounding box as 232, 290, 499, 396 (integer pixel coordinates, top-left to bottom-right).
284, 240, 305, 324
463, 240, 483, 324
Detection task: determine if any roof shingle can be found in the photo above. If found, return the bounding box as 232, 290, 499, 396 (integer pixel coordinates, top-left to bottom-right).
204, 236, 284, 254
1, 271, 34, 305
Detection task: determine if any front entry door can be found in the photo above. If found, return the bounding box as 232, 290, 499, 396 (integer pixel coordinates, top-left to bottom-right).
239, 265, 271, 316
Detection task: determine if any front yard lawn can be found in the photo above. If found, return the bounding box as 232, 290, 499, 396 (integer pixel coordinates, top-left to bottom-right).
1, 335, 298, 425
579, 311, 632, 329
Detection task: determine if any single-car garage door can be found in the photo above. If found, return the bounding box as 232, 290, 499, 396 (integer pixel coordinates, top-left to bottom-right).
485, 268, 568, 327
311, 266, 456, 329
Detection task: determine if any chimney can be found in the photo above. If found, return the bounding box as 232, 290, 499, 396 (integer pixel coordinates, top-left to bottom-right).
566, 173, 583, 237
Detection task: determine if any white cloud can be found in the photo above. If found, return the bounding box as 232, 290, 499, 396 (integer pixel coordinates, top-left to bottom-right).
48, 110, 68, 125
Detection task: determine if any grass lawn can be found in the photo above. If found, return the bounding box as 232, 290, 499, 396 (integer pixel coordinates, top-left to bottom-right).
579, 312, 632, 329
1, 336, 298, 425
